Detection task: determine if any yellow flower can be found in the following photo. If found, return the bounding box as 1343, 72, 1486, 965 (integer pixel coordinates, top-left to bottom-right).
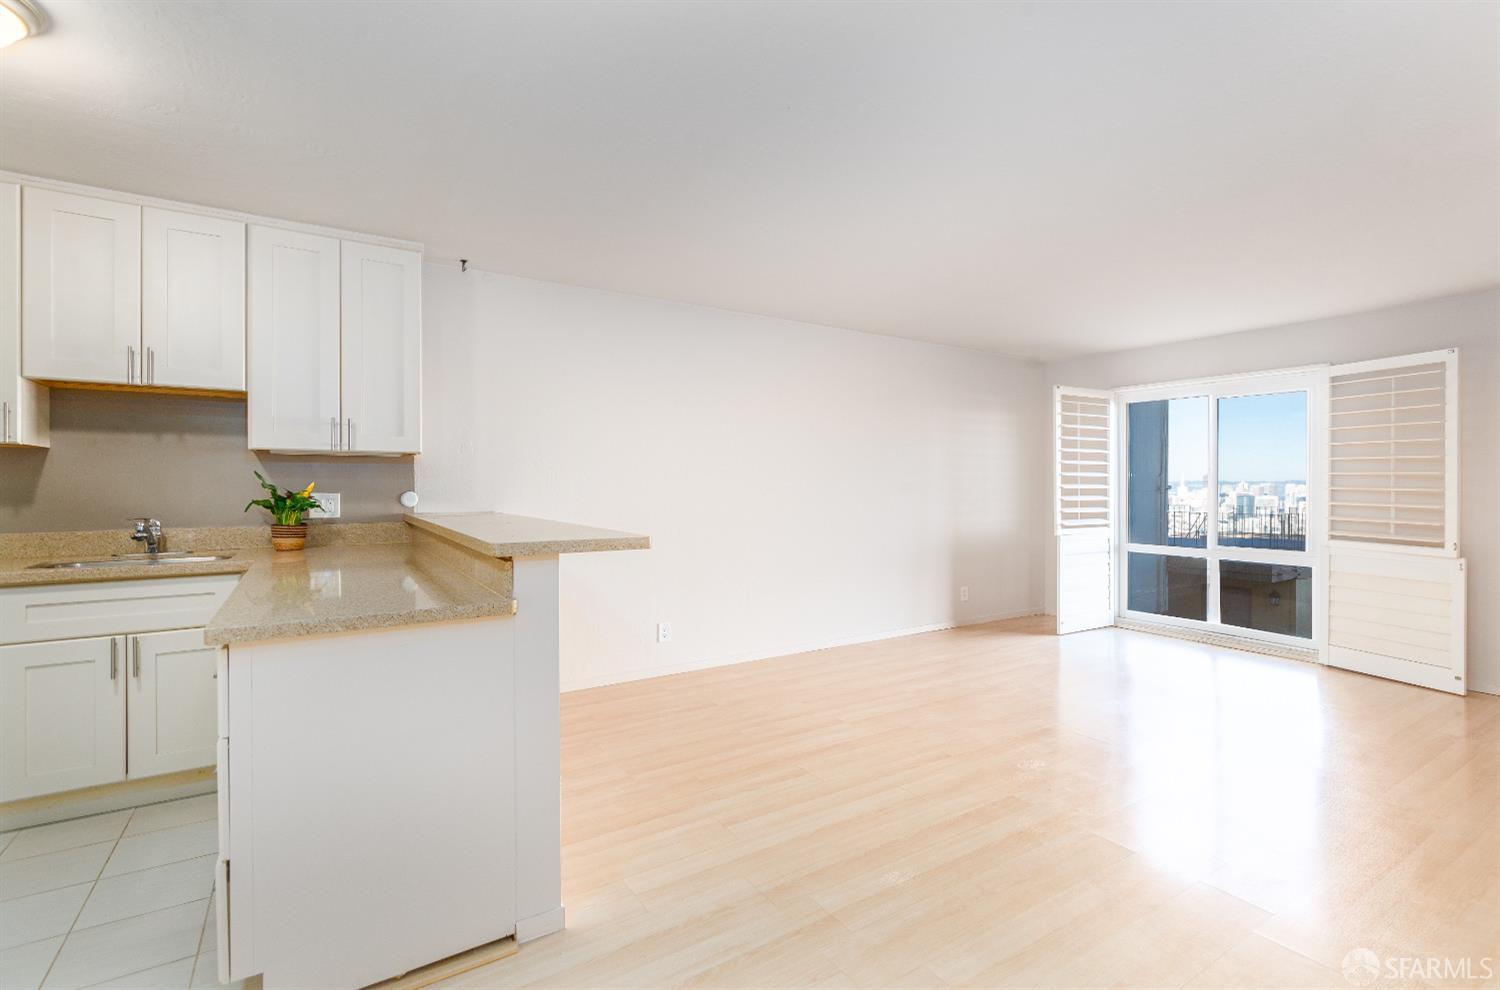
300, 483, 315, 497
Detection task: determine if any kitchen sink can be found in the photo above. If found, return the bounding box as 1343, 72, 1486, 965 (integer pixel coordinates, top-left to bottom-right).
29, 552, 235, 570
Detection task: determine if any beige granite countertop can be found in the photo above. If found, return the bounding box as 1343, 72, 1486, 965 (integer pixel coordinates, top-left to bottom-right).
0, 551, 255, 587
0, 512, 648, 646
0, 522, 410, 587
404, 512, 650, 557
199, 543, 514, 646
0, 523, 515, 646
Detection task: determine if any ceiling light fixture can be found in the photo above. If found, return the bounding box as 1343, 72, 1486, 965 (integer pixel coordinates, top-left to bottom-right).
0, 0, 45, 49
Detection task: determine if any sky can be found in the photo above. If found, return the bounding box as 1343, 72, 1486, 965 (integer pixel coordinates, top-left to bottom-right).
1162, 391, 1307, 484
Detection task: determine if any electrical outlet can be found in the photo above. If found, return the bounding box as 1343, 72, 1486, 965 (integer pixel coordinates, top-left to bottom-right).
308, 492, 341, 519
960, 586, 969, 602
656, 622, 672, 643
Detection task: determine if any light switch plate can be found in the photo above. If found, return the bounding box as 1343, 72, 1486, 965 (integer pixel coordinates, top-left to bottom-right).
308, 492, 341, 519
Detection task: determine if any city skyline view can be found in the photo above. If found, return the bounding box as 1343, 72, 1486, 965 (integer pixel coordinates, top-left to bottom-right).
1132, 391, 1311, 552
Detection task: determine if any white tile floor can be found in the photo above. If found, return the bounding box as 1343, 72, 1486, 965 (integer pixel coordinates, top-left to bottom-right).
0, 795, 238, 990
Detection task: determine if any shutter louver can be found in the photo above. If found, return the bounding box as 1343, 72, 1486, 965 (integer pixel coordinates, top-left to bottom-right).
1056, 391, 1112, 530
1327, 354, 1456, 552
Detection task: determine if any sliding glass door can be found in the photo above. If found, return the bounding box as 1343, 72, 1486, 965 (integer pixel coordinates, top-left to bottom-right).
1120, 372, 1321, 647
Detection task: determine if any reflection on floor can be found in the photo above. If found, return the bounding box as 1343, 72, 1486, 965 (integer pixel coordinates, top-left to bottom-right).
7, 618, 1493, 989
433, 615, 1498, 989
0, 794, 235, 990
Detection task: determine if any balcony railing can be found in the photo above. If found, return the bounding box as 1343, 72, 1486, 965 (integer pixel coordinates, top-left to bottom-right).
1166, 507, 1307, 551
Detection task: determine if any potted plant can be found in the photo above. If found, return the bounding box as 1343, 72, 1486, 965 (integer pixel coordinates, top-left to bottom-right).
244, 471, 322, 551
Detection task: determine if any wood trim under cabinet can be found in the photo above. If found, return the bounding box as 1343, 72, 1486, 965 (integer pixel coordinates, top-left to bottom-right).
35, 379, 248, 401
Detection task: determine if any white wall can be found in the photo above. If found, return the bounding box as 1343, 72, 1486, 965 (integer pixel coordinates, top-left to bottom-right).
419, 265, 1046, 691
1044, 287, 1500, 695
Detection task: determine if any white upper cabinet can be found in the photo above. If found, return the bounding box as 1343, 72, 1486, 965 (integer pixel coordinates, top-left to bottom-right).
0, 181, 47, 446
142, 207, 246, 390
4, 173, 421, 449
248, 233, 423, 454
247, 225, 342, 451
21, 187, 142, 385
341, 241, 422, 454
19, 189, 247, 393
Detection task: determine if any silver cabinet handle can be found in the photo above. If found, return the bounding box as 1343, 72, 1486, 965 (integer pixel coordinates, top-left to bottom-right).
132, 636, 141, 679
147, 347, 155, 385
110, 637, 119, 680
2, 400, 9, 443
347, 419, 354, 452
127, 345, 136, 384
330, 416, 338, 450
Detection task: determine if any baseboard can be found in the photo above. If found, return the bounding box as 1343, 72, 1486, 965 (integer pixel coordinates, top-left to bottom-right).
561, 606, 1042, 693
0, 766, 216, 832
515, 906, 566, 943
368, 937, 518, 990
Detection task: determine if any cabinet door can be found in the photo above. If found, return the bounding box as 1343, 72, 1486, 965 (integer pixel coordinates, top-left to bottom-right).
0, 181, 48, 446
21, 188, 141, 385
0, 636, 126, 801
340, 241, 422, 454
127, 629, 219, 779
142, 208, 246, 391
247, 225, 341, 451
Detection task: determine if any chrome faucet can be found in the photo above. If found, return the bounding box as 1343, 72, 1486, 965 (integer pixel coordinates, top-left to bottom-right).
129, 518, 164, 555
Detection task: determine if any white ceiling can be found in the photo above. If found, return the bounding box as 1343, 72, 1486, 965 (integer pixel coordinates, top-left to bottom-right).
1, 1, 1495, 360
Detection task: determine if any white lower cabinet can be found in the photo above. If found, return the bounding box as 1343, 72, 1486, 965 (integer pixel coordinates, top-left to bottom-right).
0, 630, 221, 801
127, 629, 220, 778
218, 618, 517, 988
0, 636, 126, 801
215, 856, 232, 983
0, 576, 236, 802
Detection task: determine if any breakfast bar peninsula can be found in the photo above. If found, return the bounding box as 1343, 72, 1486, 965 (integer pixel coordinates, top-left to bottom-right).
207, 512, 648, 990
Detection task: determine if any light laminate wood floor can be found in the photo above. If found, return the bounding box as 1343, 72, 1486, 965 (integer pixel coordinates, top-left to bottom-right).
440, 616, 1499, 990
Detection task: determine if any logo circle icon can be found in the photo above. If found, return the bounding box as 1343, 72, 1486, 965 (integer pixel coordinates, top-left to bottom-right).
1342, 948, 1381, 986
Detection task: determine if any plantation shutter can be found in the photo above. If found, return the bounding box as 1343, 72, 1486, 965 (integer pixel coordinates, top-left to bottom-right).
1323, 348, 1466, 694
1055, 387, 1115, 634
1327, 351, 1457, 551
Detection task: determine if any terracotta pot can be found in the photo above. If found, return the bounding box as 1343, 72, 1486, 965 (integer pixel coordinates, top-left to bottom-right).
270, 523, 309, 552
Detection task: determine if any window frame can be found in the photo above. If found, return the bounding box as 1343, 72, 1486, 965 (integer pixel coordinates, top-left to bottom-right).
1115, 368, 1326, 650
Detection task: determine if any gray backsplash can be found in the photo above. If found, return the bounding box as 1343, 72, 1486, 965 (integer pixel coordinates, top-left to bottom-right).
0, 388, 415, 533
